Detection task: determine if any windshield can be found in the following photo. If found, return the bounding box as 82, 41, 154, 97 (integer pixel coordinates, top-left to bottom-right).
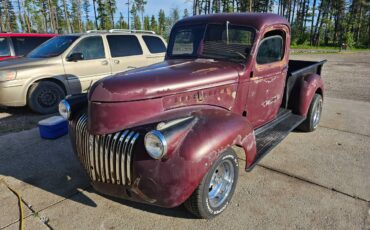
27, 35, 79, 58
167, 24, 255, 63
0, 37, 11, 57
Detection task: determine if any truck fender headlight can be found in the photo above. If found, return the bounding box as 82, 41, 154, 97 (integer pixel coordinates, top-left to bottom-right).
58, 99, 71, 120
144, 130, 168, 159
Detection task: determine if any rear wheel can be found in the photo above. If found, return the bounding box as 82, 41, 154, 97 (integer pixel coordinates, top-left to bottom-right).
299, 93, 323, 132
184, 148, 239, 219
28, 81, 65, 114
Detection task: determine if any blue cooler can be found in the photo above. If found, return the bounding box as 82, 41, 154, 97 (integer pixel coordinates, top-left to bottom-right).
38, 116, 68, 139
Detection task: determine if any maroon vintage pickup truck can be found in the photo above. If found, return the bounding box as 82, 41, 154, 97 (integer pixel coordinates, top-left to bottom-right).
59, 13, 325, 219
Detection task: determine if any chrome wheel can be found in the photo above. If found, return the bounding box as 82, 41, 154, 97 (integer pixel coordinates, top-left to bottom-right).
312, 98, 322, 128
208, 159, 235, 208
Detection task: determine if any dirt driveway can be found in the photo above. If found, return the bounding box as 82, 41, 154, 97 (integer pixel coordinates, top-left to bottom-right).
0, 52, 369, 229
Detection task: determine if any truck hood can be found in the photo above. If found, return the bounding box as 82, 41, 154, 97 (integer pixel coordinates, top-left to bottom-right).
89, 59, 242, 102
0, 57, 49, 70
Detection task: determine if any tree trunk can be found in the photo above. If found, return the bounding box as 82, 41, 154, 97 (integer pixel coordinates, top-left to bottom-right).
310, 0, 316, 45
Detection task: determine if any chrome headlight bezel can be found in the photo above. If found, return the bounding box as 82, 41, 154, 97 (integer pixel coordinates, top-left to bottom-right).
0, 70, 17, 82
144, 130, 168, 159
58, 99, 71, 120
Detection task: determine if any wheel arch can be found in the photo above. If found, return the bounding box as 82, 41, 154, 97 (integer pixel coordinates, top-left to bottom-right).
133, 108, 257, 208
24, 76, 69, 105
295, 73, 324, 117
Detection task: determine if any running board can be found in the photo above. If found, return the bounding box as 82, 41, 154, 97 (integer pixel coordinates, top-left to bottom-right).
246, 111, 305, 172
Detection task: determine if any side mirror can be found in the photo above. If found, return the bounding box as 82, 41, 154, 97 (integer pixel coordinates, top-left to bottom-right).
67, 53, 84, 62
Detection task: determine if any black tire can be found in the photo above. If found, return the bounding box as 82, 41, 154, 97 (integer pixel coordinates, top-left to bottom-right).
184, 148, 239, 219
298, 94, 323, 132
27, 81, 65, 114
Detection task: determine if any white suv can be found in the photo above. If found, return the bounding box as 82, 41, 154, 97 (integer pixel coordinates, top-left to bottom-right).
0, 29, 167, 114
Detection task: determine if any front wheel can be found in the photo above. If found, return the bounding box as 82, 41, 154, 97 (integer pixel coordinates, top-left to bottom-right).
27, 81, 65, 114
184, 148, 239, 219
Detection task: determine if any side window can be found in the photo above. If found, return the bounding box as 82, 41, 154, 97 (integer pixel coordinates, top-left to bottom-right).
142, 36, 166, 53
256, 35, 284, 65
69, 36, 105, 60
0, 37, 11, 56
11, 37, 50, 56
107, 35, 143, 57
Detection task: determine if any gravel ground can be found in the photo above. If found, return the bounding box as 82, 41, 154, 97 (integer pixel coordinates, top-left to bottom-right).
0, 51, 369, 136
0, 51, 369, 229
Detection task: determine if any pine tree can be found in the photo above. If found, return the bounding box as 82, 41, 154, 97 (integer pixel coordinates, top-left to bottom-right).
106, 0, 116, 28
118, 12, 128, 29
130, 4, 141, 29
183, 8, 189, 18
158, 9, 165, 35
82, 0, 91, 30
150, 15, 157, 33
134, 0, 147, 29
143, 15, 150, 30
96, 0, 108, 29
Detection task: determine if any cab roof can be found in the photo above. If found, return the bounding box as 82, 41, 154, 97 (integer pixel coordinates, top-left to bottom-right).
176, 13, 290, 31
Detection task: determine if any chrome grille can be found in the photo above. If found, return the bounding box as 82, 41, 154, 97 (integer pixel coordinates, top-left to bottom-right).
71, 114, 139, 185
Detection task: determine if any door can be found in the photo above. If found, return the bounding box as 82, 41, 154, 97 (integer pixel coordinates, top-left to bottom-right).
246, 33, 287, 128
141, 35, 166, 65
106, 35, 146, 74
63, 36, 111, 93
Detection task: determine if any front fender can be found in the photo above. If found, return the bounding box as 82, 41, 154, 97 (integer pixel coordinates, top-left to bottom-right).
297, 74, 324, 116
132, 109, 256, 208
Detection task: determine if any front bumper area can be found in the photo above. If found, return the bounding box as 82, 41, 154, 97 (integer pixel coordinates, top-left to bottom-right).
70, 114, 178, 207
0, 81, 26, 106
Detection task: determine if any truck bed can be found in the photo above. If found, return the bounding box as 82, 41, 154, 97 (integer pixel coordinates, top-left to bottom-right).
282, 60, 327, 109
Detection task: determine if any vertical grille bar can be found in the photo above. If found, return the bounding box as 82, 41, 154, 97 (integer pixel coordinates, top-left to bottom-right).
104, 134, 112, 183
94, 135, 101, 180
116, 130, 129, 185
72, 115, 139, 186
122, 131, 134, 185
110, 132, 121, 184
127, 133, 139, 185
99, 136, 105, 182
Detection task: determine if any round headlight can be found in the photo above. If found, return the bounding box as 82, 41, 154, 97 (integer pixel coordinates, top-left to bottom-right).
58, 99, 71, 120
144, 130, 167, 159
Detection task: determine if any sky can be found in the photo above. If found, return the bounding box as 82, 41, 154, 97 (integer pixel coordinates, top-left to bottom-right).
104, 0, 193, 21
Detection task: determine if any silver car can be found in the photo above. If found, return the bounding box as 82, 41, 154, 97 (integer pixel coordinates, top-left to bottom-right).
0, 30, 167, 114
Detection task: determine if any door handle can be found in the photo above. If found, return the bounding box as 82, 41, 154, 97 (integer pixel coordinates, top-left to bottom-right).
101, 60, 108, 65
113, 60, 120, 64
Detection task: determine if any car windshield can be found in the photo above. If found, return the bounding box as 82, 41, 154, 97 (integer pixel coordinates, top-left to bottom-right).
27, 35, 79, 58
167, 24, 255, 63
0, 37, 11, 57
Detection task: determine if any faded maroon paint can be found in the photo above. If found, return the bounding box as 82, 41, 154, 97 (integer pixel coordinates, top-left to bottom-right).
172, 13, 289, 31
85, 109, 255, 208
89, 59, 242, 102
297, 74, 324, 116
72, 13, 324, 209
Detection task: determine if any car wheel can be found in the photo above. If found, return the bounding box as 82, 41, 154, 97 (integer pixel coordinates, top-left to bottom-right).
299, 93, 323, 132
184, 148, 239, 219
28, 81, 65, 114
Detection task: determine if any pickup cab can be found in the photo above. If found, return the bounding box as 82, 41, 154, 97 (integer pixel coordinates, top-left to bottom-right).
60, 13, 325, 219
0, 30, 166, 114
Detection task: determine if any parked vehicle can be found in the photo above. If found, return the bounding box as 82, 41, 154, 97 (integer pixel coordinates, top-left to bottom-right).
60, 13, 325, 219
0, 33, 56, 61
0, 30, 166, 114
